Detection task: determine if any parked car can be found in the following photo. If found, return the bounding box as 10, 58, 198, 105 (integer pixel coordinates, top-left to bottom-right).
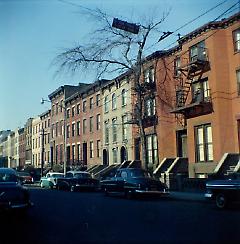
40, 172, 64, 189
205, 175, 240, 209
0, 168, 33, 212
17, 171, 34, 184
56, 171, 99, 191
100, 168, 169, 198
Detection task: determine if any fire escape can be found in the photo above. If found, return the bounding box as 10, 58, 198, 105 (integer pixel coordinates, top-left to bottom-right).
171, 43, 212, 121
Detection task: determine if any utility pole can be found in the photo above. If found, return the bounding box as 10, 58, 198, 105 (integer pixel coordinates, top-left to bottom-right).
41, 128, 45, 177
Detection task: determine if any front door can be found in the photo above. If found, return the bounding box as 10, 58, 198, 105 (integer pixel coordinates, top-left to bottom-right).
102, 149, 109, 166
82, 143, 87, 166
177, 129, 188, 157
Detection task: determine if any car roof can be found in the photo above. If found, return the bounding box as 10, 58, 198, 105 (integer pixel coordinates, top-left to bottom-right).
0, 167, 17, 175
67, 171, 90, 174
48, 172, 64, 175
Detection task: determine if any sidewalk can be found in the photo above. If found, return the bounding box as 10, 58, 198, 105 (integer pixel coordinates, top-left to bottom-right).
170, 191, 207, 203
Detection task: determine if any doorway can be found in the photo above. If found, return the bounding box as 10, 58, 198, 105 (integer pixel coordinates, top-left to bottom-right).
102, 149, 109, 166
176, 129, 188, 157
120, 146, 128, 163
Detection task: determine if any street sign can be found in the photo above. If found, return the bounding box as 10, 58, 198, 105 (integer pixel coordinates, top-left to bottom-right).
112, 18, 140, 34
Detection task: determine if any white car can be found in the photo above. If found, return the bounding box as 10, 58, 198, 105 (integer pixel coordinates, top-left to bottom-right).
40, 172, 64, 189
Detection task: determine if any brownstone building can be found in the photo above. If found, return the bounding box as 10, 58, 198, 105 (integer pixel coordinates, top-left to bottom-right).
65, 80, 109, 169
40, 109, 51, 167
48, 84, 90, 168
18, 128, 25, 168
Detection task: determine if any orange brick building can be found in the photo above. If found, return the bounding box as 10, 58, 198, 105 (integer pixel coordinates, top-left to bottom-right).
153, 12, 240, 178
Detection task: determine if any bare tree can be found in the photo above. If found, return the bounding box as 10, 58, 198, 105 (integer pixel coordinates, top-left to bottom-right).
54, 8, 170, 170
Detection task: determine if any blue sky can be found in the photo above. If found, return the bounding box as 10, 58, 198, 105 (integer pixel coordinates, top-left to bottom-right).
0, 0, 239, 131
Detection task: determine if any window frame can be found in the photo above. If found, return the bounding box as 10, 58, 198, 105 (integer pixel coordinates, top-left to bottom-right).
195, 124, 213, 163
233, 28, 240, 52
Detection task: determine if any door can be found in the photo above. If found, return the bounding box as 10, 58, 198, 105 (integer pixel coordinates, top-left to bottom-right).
82, 143, 87, 166
177, 129, 188, 157
102, 149, 109, 166
120, 146, 127, 163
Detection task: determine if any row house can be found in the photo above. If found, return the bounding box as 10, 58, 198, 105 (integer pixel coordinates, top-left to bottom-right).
0, 130, 12, 167
65, 80, 108, 168
24, 118, 33, 165
48, 84, 90, 167
40, 109, 51, 168
18, 128, 25, 167
153, 12, 240, 179
32, 116, 42, 168
101, 74, 134, 166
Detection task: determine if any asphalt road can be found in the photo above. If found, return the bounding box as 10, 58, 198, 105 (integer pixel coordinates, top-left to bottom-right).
1, 187, 240, 244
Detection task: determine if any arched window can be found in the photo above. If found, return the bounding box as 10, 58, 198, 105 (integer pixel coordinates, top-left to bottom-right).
121, 89, 127, 106
104, 95, 109, 113
112, 93, 117, 110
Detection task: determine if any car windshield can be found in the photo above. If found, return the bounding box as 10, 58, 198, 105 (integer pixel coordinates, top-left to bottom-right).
52, 174, 63, 178
18, 172, 31, 177
129, 170, 150, 178
0, 173, 18, 182
74, 173, 91, 179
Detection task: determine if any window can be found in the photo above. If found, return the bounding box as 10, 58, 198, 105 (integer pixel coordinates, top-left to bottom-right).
122, 89, 127, 106
60, 100, 63, 113
122, 115, 127, 141
48, 119, 50, 127
144, 67, 154, 83
77, 121, 81, 136
33, 139, 35, 149
145, 97, 156, 116
105, 121, 109, 144
83, 119, 87, 134
66, 125, 70, 138
72, 123, 75, 137
77, 144, 81, 162
90, 97, 94, 110
146, 134, 158, 166
112, 93, 117, 110
72, 107, 75, 117
189, 41, 206, 62
66, 109, 70, 119
72, 145, 75, 163
52, 105, 55, 116
112, 148, 118, 164
56, 145, 58, 163
83, 101, 86, 112
90, 141, 94, 158
104, 95, 109, 113
233, 28, 240, 52
112, 119, 117, 142
97, 140, 101, 158
55, 122, 58, 137
96, 94, 100, 106
195, 124, 213, 162
174, 57, 181, 77
237, 69, 240, 95
56, 103, 58, 114
192, 78, 210, 103
77, 104, 80, 114
96, 114, 101, 130
90, 117, 93, 133
51, 124, 54, 138
60, 144, 63, 163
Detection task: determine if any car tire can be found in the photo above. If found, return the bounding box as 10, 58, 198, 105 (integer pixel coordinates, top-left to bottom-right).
125, 189, 133, 199
104, 187, 109, 196
215, 193, 228, 209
